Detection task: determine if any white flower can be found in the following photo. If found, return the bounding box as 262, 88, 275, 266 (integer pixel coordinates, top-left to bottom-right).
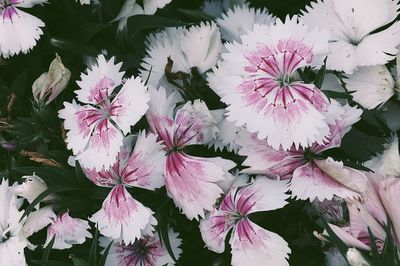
114, 0, 172, 33
343, 53, 400, 109
44, 212, 92, 250
0, 0, 47, 58
208, 109, 243, 152
12, 174, 51, 206
217, 4, 275, 42
365, 135, 400, 177
201, 0, 246, 17
207, 16, 331, 150
76, 0, 90, 4
140, 22, 222, 90
99, 227, 182, 266
301, 0, 400, 74
22, 206, 56, 238
0, 179, 27, 265
346, 248, 371, 266
59, 54, 150, 170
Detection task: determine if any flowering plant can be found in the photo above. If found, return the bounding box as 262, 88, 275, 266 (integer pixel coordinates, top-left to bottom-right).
1, 0, 400, 265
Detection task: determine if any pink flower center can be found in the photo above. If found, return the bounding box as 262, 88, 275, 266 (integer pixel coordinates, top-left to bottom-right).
241, 39, 318, 109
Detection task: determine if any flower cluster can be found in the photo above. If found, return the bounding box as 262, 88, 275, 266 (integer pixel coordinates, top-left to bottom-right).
2, 0, 400, 265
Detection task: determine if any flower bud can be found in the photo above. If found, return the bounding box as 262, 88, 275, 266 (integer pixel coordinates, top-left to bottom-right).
32, 54, 71, 105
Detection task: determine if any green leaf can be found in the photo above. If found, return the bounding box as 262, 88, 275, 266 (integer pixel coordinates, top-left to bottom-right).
314, 58, 327, 88
127, 15, 189, 39
98, 240, 113, 266
368, 227, 381, 266
157, 214, 178, 263
42, 236, 55, 261
11, 70, 28, 97
322, 219, 348, 259
19, 186, 81, 222
32, 260, 72, 266
88, 226, 99, 266
71, 255, 90, 266
176, 8, 215, 22
50, 37, 98, 56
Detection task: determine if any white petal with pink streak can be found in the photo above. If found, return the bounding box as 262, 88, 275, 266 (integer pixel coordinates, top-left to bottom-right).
89, 185, 155, 244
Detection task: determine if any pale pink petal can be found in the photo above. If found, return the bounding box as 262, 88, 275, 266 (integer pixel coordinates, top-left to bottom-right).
165, 152, 234, 220
291, 160, 363, 201
234, 177, 289, 215
44, 212, 92, 250
89, 185, 155, 244
22, 206, 56, 238
77, 119, 124, 170
120, 131, 165, 190
75, 55, 124, 105
237, 131, 304, 178
58, 101, 99, 155
347, 201, 386, 244
314, 158, 368, 198
109, 77, 150, 135
230, 218, 290, 266
378, 177, 400, 243
199, 209, 236, 253
173, 100, 218, 147
327, 224, 370, 251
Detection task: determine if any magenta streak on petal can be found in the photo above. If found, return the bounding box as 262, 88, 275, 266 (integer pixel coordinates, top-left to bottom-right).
90, 119, 118, 152
88, 77, 115, 104
120, 152, 152, 187
120, 238, 165, 266
235, 218, 257, 245
2, 7, 18, 21
148, 115, 175, 149
76, 108, 105, 137
240, 39, 327, 111
103, 185, 138, 223
236, 191, 257, 216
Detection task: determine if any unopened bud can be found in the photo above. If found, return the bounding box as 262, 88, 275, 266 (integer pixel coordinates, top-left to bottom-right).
32, 54, 71, 105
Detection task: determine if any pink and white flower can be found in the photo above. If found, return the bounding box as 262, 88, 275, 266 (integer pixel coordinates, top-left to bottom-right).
322, 173, 400, 252
86, 132, 165, 244
237, 102, 367, 201
301, 0, 400, 74
208, 16, 331, 150
44, 212, 92, 250
59, 54, 150, 170
99, 227, 182, 266
146, 87, 235, 220
200, 177, 291, 266
0, 0, 46, 58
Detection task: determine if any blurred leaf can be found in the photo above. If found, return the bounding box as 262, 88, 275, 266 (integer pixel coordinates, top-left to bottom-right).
98, 240, 113, 266
314, 59, 326, 88
71, 255, 89, 266
127, 15, 189, 38
176, 8, 214, 21
322, 219, 348, 259
42, 236, 55, 261
50, 37, 98, 56
88, 226, 99, 266
32, 260, 72, 266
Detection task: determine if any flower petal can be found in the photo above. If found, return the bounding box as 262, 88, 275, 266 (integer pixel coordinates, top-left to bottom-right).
230, 218, 290, 266
0, 8, 44, 58
75, 54, 124, 105
45, 212, 92, 250
109, 76, 150, 135
165, 152, 234, 220
89, 185, 155, 244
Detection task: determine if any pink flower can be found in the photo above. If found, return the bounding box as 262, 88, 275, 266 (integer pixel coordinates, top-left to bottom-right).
99, 227, 182, 266
146, 87, 235, 220
208, 16, 332, 150
200, 178, 291, 266
86, 132, 165, 244
324, 174, 400, 252
44, 212, 92, 250
237, 102, 367, 201
59, 54, 150, 170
